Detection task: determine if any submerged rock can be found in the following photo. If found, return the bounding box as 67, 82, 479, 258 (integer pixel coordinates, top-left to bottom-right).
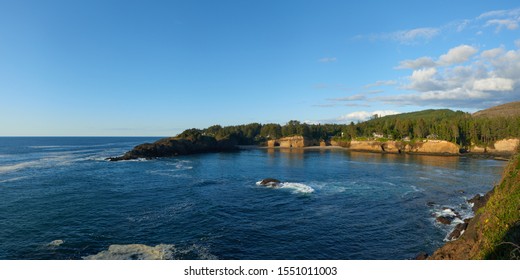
435, 207, 462, 225
414, 252, 429, 260
47, 240, 64, 247
258, 178, 281, 187
436, 216, 454, 225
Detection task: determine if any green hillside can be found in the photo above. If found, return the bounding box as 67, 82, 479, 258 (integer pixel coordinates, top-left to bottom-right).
473, 101, 520, 118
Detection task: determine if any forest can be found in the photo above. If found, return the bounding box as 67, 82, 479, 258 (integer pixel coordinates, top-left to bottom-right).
176, 109, 520, 148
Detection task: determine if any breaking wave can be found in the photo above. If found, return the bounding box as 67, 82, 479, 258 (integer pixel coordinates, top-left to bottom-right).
280, 182, 315, 194
256, 181, 315, 194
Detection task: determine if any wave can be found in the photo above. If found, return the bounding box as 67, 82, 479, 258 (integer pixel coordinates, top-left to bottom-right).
256, 181, 315, 194
83, 243, 217, 260
0, 161, 40, 174
0, 176, 28, 184
29, 145, 63, 149
47, 240, 64, 247
281, 182, 315, 194
166, 160, 193, 170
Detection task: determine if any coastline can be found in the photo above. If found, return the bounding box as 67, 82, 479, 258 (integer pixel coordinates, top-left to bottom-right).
428, 148, 520, 259
253, 144, 514, 159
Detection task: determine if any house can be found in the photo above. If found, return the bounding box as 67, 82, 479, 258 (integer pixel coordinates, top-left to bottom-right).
372, 132, 384, 139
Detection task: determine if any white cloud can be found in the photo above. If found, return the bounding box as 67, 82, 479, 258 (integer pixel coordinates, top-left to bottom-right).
318, 57, 337, 63
477, 9, 510, 19
408, 68, 438, 91
397, 45, 477, 70
473, 78, 514, 91
383, 44, 520, 108
485, 19, 519, 31
481, 47, 505, 59
396, 57, 436, 69
390, 27, 440, 43
478, 8, 520, 33
337, 110, 400, 123
438, 45, 478, 66
358, 27, 440, 44
364, 80, 397, 88
328, 94, 366, 101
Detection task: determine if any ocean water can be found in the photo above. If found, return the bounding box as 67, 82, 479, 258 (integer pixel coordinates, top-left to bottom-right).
0, 137, 507, 260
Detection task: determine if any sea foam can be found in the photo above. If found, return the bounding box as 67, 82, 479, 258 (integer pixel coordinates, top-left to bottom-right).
256, 181, 314, 194
83, 244, 176, 260
280, 182, 315, 194
83, 243, 217, 260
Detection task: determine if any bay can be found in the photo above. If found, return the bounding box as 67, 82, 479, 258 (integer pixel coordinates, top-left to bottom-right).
0, 137, 506, 259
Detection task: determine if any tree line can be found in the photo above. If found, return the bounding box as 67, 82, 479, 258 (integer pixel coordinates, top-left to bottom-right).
176, 109, 520, 147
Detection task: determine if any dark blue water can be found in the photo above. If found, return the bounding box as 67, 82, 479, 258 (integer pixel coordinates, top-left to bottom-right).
0, 137, 506, 259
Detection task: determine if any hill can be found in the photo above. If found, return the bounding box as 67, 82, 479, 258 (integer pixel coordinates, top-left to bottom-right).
473, 101, 520, 118
367, 109, 465, 123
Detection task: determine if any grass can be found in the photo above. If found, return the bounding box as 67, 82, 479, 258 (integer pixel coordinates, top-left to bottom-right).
476, 149, 520, 259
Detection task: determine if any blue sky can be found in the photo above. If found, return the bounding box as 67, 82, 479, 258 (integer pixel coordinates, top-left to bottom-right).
1, 0, 519, 136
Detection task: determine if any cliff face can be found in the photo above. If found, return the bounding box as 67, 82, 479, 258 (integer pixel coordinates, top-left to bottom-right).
343, 140, 460, 155
270, 136, 317, 148
108, 136, 237, 161
470, 138, 520, 155
429, 149, 520, 259
406, 140, 460, 154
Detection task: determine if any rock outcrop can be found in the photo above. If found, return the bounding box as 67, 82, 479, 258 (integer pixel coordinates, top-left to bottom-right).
338, 140, 460, 155
258, 178, 281, 187
108, 136, 237, 161
405, 140, 460, 154
469, 138, 519, 155
277, 136, 316, 148
267, 140, 279, 147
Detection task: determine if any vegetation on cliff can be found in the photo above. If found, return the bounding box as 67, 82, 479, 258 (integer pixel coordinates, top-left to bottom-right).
108, 130, 237, 161
186, 104, 520, 149
111, 102, 520, 160
430, 148, 520, 259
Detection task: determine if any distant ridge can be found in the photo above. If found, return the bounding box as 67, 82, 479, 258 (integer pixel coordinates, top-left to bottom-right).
473, 101, 520, 118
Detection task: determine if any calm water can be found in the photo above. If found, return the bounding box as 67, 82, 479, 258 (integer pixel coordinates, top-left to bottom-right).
0, 137, 506, 259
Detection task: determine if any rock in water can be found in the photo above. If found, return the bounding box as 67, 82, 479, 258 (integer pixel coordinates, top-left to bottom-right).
259, 178, 281, 187
436, 216, 454, 225
414, 252, 429, 260
447, 219, 470, 241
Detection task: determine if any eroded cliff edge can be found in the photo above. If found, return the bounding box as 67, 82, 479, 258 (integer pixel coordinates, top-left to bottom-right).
428, 148, 520, 259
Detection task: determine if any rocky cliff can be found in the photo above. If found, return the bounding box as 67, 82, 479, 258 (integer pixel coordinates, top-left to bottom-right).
344, 140, 460, 155
108, 136, 237, 161
429, 148, 520, 259
269, 136, 317, 148
469, 138, 520, 155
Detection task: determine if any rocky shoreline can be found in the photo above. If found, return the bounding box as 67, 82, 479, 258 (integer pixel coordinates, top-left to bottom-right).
107, 135, 238, 161
425, 149, 520, 260
109, 137, 518, 161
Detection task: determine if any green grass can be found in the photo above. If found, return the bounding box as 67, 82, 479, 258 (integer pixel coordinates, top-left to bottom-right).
477, 150, 520, 259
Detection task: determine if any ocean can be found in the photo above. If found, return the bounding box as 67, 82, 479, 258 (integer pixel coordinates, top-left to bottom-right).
0, 137, 506, 259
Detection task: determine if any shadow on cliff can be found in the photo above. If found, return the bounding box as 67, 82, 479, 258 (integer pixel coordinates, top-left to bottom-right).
484, 220, 520, 259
